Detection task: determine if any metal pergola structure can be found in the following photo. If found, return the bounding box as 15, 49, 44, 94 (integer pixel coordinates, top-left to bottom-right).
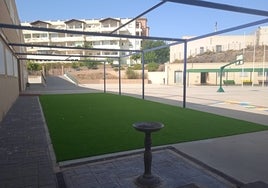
1, 0, 268, 108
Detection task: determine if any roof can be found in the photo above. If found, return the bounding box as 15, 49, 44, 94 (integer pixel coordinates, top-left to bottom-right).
30, 20, 51, 25
64, 19, 86, 24
99, 18, 120, 23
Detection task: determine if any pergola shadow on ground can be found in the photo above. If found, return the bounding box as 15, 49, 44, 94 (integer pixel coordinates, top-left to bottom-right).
1, 0, 268, 108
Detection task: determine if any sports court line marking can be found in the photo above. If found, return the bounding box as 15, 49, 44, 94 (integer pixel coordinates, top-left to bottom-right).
212, 100, 268, 112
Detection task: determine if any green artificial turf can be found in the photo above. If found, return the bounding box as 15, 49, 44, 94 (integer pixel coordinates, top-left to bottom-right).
39, 93, 268, 162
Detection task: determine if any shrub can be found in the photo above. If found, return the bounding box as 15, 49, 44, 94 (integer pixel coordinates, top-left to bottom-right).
132, 64, 142, 70
85, 62, 98, 69
126, 67, 140, 79
71, 62, 79, 69
146, 62, 159, 72
27, 61, 42, 71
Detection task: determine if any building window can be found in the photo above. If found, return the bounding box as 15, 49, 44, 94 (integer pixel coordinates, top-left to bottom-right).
174, 71, 183, 84
24, 34, 31, 39
258, 71, 268, 76
32, 33, 47, 38
75, 24, 82, 29
49, 33, 58, 38
13, 56, 18, 77
102, 24, 109, 28
102, 41, 109, 45
93, 41, 100, 46
110, 41, 117, 45
0, 42, 5, 75
5, 48, 13, 76
216, 45, 222, 52
200, 47, 204, 54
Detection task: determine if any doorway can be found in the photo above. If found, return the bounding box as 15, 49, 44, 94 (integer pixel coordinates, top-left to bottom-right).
174, 71, 183, 84
200, 72, 208, 84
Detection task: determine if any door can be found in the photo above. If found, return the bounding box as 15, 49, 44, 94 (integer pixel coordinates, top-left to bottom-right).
174, 71, 183, 84
200, 72, 208, 84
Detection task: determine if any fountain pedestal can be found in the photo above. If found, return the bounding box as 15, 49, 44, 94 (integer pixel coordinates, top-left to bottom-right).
133, 122, 164, 187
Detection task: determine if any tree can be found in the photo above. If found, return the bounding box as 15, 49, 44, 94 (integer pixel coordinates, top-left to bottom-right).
130, 53, 141, 64
27, 61, 42, 71
142, 40, 169, 64
146, 62, 159, 72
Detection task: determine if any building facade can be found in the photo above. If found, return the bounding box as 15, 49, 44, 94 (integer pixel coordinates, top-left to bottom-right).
164, 61, 268, 86
21, 18, 149, 64
166, 27, 268, 86
0, 0, 27, 121
170, 27, 268, 63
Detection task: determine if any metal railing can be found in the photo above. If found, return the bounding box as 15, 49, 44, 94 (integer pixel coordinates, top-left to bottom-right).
64, 72, 79, 85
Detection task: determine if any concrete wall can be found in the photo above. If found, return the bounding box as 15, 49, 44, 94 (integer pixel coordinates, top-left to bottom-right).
0, 76, 19, 120
28, 75, 42, 83
148, 72, 166, 84
0, 0, 27, 121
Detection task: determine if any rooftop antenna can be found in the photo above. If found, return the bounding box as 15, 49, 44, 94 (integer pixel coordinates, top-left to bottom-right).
215, 21, 218, 32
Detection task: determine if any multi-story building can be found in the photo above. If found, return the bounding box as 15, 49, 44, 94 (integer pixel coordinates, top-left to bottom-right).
170, 26, 268, 63
0, 0, 27, 121
167, 26, 268, 86
21, 18, 149, 64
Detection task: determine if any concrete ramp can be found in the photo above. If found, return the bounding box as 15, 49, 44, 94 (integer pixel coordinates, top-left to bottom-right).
22, 76, 99, 95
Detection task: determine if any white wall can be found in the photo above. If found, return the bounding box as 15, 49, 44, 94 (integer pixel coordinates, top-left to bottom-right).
148, 72, 165, 84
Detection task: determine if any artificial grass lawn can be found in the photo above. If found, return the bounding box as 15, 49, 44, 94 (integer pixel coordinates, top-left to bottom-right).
39, 93, 268, 162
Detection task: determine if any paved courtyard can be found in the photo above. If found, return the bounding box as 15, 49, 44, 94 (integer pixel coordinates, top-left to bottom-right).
1, 76, 267, 187
60, 148, 238, 188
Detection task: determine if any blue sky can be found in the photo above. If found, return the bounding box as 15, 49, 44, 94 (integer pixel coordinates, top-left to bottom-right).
15, 0, 268, 38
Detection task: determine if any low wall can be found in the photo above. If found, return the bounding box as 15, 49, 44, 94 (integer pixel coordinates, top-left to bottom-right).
28, 75, 42, 83
78, 79, 148, 84
148, 72, 165, 84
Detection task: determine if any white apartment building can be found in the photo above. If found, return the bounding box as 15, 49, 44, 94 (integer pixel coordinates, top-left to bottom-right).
21, 18, 149, 64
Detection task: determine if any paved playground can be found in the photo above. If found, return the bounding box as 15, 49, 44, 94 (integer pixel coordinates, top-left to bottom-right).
80, 83, 268, 117
1, 76, 267, 187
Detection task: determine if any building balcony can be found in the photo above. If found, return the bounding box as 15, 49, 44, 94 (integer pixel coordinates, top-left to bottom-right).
25, 38, 50, 43
50, 36, 85, 42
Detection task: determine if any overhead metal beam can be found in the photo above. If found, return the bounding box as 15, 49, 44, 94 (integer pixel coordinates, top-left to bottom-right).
110, 1, 166, 34
18, 58, 79, 61
18, 58, 106, 62
188, 18, 268, 42
0, 23, 182, 42
8, 43, 140, 53
164, 0, 268, 17
15, 52, 119, 59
